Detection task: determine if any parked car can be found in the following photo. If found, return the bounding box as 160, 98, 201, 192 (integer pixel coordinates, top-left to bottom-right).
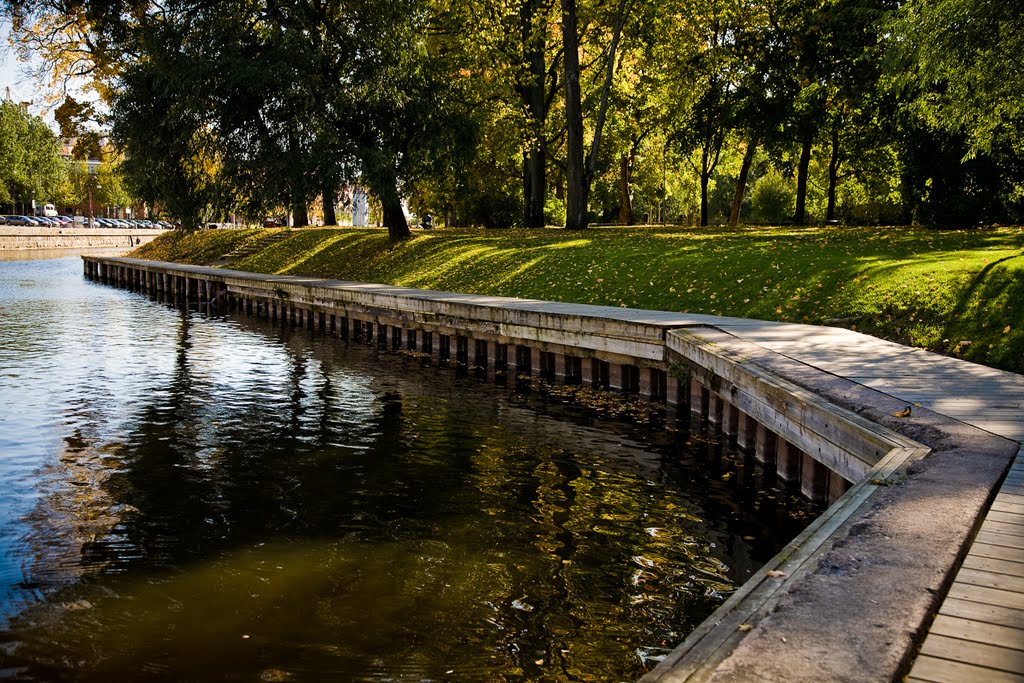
4, 215, 39, 226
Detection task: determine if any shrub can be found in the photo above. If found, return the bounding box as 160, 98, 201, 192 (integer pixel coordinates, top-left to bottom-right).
751, 170, 795, 223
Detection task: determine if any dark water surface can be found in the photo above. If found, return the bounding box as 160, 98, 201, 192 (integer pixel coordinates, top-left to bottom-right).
0, 256, 819, 681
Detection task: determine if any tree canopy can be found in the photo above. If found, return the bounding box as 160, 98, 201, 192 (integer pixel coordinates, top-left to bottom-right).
0, 100, 69, 212
5, 0, 1022, 230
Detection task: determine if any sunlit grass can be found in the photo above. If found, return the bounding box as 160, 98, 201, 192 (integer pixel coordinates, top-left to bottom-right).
133, 225, 1024, 374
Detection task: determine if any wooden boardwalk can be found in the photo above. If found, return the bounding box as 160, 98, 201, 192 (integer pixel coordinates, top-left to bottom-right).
707, 320, 1024, 682
908, 447, 1024, 682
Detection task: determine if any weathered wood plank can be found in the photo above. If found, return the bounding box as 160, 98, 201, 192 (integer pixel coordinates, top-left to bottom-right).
949, 583, 1024, 611
989, 510, 1024, 527
983, 520, 1024, 538
971, 542, 1024, 564
919, 634, 1024, 674
940, 597, 1024, 630
995, 497, 1024, 511
977, 530, 1024, 551
956, 567, 1024, 594
963, 554, 1024, 578
998, 493, 1024, 509
908, 655, 1024, 683
929, 614, 1024, 651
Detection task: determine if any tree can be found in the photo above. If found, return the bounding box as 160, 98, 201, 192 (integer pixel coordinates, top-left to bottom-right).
561, 0, 634, 230
0, 100, 68, 212
887, 0, 1024, 158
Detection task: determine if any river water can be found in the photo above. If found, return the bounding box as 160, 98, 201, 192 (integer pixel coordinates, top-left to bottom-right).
0, 254, 819, 681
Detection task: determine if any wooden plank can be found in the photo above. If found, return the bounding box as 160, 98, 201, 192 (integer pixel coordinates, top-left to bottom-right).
940, 597, 1024, 630
990, 510, 1024, 527
929, 614, 1024, 651
977, 530, 1024, 551
971, 542, 1024, 564
999, 499, 1024, 516
909, 655, 1024, 683
982, 520, 1024, 538
956, 568, 1024, 594
919, 634, 1024, 674
963, 554, 1024, 578
949, 583, 1024, 611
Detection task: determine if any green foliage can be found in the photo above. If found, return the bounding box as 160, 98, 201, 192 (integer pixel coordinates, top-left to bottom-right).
544, 195, 566, 227
750, 170, 795, 223
887, 0, 1024, 158
9, 0, 1024, 229
0, 101, 68, 210
135, 225, 1024, 373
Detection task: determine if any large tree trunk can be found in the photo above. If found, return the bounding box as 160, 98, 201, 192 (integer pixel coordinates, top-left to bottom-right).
525, 147, 546, 228
826, 127, 840, 223
618, 155, 633, 225
372, 172, 410, 240
522, 0, 547, 229
287, 129, 309, 227
291, 196, 310, 228
380, 194, 409, 240
793, 131, 813, 225
729, 138, 757, 226
322, 177, 337, 226
697, 145, 713, 227
561, 0, 629, 230
700, 169, 710, 227
561, 0, 588, 230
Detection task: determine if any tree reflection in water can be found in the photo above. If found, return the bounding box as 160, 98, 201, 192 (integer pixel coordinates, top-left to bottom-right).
0, 259, 821, 682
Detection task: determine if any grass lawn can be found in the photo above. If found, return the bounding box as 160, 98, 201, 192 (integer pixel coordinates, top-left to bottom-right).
134, 224, 1024, 374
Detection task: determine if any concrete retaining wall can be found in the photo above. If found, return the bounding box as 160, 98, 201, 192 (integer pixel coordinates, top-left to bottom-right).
0, 226, 165, 250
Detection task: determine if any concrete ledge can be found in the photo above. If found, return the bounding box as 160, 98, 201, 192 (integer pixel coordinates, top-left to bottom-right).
0, 227, 165, 250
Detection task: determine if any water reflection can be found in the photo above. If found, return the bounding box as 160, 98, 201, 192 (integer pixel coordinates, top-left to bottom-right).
0, 257, 819, 681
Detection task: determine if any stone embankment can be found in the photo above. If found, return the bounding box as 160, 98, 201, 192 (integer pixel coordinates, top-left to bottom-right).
0, 226, 166, 251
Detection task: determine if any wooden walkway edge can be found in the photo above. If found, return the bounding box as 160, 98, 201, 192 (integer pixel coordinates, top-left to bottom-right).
908, 445, 1024, 683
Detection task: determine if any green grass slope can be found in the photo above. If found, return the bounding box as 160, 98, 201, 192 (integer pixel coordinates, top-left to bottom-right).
134, 225, 1024, 374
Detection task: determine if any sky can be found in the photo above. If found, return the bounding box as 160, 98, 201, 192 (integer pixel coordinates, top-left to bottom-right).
1, 18, 94, 130
1, 19, 39, 108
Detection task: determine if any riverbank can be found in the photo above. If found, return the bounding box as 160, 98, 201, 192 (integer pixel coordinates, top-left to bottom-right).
1, 225, 166, 251
132, 225, 1024, 374
83, 253, 1024, 682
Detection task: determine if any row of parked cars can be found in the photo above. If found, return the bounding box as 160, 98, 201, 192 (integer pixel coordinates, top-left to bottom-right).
81, 217, 174, 229
0, 215, 174, 229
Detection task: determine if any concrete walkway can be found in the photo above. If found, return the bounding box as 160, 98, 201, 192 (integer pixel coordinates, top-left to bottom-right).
701, 320, 1024, 682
